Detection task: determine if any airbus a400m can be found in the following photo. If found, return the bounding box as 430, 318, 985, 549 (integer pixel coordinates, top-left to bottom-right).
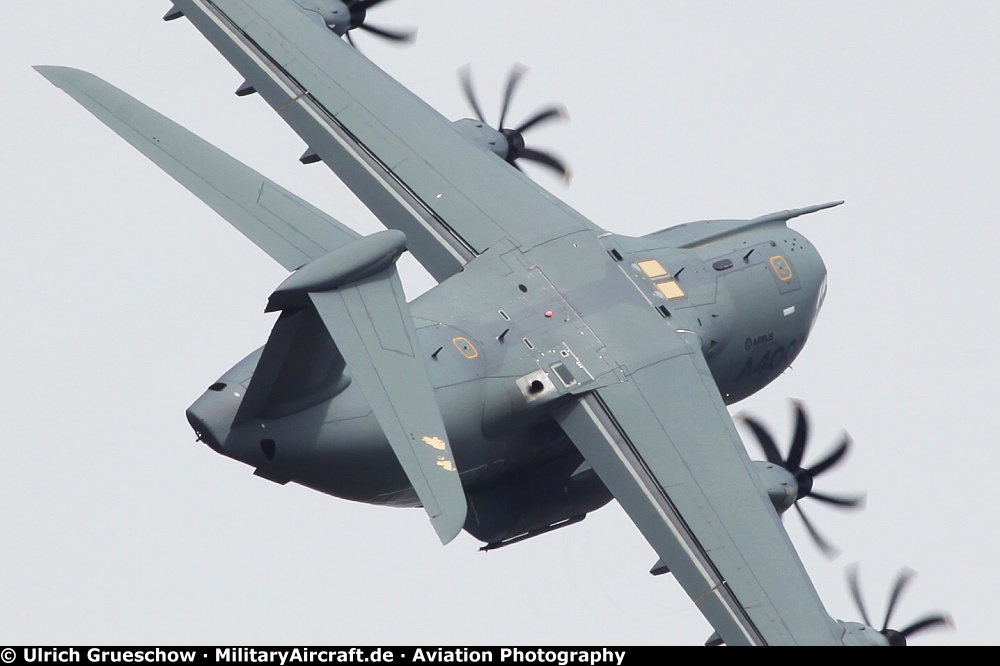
38, 0, 951, 645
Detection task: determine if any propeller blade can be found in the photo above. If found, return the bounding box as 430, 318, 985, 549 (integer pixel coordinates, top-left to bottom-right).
454, 66, 571, 183
741, 416, 784, 465
743, 403, 866, 556
794, 503, 839, 558
806, 435, 850, 477
882, 569, 916, 632
899, 614, 952, 638
353, 0, 392, 10
458, 67, 487, 124
499, 65, 527, 130
345, 31, 356, 48
515, 106, 566, 134
847, 565, 952, 644
358, 22, 415, 42
519, 148, 571, 180
847, 564, 873, 628
808, 490, 866, 509
786, 401, 809, 470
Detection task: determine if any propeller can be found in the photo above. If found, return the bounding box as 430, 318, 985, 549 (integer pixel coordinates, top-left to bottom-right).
342, 0, 415, 46
848, 565, 952, 645
741, 400, 865, 556
459, 65, 571, 182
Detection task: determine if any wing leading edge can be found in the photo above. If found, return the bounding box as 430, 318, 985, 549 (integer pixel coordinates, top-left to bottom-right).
169, 0, 601, 282
57, 2, 869, 642
555, 331, 849, 646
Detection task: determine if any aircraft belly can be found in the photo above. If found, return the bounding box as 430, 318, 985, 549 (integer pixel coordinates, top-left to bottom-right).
191, 225, 827, 525
193, 336, 562, 507
189, 225, 829, 533
243, 377, 575, 507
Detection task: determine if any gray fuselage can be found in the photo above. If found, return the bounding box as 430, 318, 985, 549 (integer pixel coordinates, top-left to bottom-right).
186, 215, 827, 543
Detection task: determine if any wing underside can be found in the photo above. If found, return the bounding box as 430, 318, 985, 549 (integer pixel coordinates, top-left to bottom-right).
555, 332, 846, 646
59, 1, 861, 644
35, 65, 359, 271
169, 0, 600, 282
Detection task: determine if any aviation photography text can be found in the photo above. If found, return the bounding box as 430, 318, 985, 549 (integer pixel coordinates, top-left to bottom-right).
7, 648, 629, 666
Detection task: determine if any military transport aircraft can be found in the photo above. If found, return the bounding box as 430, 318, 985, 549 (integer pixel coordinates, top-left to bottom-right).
37, 0, 951, 646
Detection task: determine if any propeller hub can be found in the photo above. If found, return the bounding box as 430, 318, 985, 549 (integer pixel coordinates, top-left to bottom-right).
793, 468, 814, 497
883, 629, 907, 647
349, 3, 367, 28
457, 65, 570, 181
501, 128, 526, 162
848, 565, 951, 646
333, 0, 415, 45
741, 402, 863, 557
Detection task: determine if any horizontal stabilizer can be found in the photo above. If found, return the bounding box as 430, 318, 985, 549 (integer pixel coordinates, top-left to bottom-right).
241, 232, 467, 544
34, 66, 359, 271
308, 262, 467, 544
267, 230, 406, 311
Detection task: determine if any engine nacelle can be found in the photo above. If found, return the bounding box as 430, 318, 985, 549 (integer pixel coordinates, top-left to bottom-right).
452, 118, 509, 160
838, 621, 891, 646
291, 0, 352, 34
753, 460, 799, 514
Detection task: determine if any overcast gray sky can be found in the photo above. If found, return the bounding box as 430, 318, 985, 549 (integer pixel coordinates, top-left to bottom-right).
2, 0, 997, 646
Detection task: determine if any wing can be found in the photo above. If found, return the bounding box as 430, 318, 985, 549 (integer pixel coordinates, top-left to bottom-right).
554, 330, 847, 646
34, 65, 359, 271
168, 0, 600, 282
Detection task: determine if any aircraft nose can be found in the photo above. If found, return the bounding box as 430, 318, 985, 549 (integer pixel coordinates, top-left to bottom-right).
186, 383, 237, 454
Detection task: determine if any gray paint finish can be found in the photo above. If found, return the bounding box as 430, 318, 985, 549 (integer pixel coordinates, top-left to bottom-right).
19, 0, 976, 644
34, 65, 359, 271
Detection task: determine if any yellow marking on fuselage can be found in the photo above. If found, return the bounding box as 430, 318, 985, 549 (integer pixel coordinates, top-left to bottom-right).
770, 255, 794, 281
452, 336, 479, 359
